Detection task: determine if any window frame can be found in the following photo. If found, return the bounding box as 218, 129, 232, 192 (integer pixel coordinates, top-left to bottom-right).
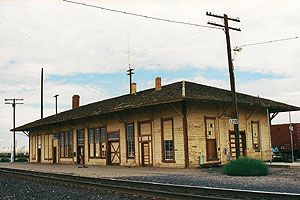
251, 120, 260, 152
161, 117, 175, 163
126, 122, 135, 159
59, 130, 73, 158
43, 133, 53, 160
88, 127, 106, 159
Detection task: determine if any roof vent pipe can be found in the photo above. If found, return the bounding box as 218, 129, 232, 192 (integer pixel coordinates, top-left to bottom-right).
155, 77, 162, 91
72, 95, 80, 109
131, 83, 137, 94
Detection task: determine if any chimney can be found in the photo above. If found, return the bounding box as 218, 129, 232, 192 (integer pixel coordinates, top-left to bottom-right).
155, 77, 161, 91
72, 95, 80, 109
131, 83, 137, 94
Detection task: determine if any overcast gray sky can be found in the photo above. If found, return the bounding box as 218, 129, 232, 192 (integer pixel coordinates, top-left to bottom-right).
0, 0, 299, 149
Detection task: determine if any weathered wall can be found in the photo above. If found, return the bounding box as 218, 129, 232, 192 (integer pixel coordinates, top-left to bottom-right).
28, 102, 185, 168
28, 100, 272, 168
187, 101, 272, 167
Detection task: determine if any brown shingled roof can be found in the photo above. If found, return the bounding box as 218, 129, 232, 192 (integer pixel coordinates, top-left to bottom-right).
13, 81, 300, 131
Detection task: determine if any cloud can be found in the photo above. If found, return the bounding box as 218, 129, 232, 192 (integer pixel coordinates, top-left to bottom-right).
0, 0, 299, 148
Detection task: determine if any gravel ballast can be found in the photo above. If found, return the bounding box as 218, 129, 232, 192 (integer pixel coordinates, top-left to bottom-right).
119, 167, 300, 193
1, 163, 299, 194
0, 173, 145, 200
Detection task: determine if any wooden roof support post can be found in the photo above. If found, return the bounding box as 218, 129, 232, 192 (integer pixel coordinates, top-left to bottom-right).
182, 100, 189, 168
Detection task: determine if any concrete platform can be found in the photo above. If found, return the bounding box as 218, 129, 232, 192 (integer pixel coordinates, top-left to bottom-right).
266, 161, 300, 168
0, 162, 198, 178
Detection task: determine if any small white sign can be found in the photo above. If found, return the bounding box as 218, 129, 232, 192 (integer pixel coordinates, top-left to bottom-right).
289, 125, 294, 131
229, 118, 239, 125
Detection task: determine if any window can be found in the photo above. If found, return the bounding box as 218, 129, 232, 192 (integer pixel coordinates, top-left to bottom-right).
100, 127, 107, 158
60, 130, 73, 158
95, 128, 100, 157
77, 129, 85, 146
126, 123, 135, 158
89, 129, 95, 157
161, 118, 175, 162
206, 119, 216, 139
31, 134, 36, 160
251, 121, 260, 152
44, 134, 53, 160
60, 133, 64, 158
88, 127, 106, 158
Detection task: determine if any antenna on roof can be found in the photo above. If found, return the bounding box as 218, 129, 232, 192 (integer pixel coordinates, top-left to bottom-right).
126, 33, 135, 94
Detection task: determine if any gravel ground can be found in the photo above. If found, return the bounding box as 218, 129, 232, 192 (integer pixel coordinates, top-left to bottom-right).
0, 173, 147, 200
118, 167, 300, 193
1, 163, 299, 194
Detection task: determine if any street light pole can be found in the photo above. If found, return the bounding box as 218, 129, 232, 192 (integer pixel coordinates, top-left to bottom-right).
5, 98, 24, 162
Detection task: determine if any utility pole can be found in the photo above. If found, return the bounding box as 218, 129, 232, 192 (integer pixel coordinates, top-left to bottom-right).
54, 94, 59, 115
206, 12, 242, 158
5, 98, 24, 162
289, 112, 294, 163
41, 68, 44, 119
127, 67, 135, 94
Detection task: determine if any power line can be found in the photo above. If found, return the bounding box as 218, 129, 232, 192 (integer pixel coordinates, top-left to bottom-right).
62, 0, 221, 30
236, 36, 299, 48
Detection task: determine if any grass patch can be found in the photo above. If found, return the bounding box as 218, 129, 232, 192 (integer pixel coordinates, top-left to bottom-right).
224, 157, 269, 176
15, 157, 28, 162
0, 157, 10, 162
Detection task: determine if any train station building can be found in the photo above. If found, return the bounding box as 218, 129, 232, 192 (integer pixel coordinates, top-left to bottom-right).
13, 79, 299, 168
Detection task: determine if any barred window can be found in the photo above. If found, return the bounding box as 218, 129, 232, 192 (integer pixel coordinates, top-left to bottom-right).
126, 123, 135, 158
89, 129, 95, 158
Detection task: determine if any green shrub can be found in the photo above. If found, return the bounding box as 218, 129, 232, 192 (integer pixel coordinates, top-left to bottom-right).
15, 157, 28, 162
0, 157, 10, 162
224, 157, 269, 176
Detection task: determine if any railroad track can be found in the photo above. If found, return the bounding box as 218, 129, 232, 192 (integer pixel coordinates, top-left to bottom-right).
0, 167, 299, 200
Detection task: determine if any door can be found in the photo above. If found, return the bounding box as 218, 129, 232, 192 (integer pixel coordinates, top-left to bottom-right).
37, 149, 41, 163
53, 147, 57, 164
229, 131, 246, 158
205, 118, 218, 161
107, 141, 120, 165
207, 140, 217, 161
77, 146, 85, 164
138, 121, 153, 166
77, 129, 85, 165
141, 142, 150, 166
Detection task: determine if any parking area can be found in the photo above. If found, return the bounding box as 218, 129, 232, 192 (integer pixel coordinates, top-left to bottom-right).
1, 162, 299, 193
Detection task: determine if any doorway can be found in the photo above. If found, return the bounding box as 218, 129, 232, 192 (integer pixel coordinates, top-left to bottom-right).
107, 141, 120, 165
229, 130, 246, 158
77, 146, 85, 165
53, 147, 57, 164
141, 142, 150, 166
205, 117, 218, 161
37, 149, 41, 163
77, 129, 85, 165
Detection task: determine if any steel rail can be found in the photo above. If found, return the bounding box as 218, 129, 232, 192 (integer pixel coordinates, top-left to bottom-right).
1, 167, 300, 200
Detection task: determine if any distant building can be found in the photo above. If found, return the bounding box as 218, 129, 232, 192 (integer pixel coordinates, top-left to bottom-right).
14, 79, 299, 168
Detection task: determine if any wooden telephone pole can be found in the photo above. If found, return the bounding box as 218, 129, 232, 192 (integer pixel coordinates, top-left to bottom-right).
127, 67, 135, 94
206, 12, 242, 158
5, 98, 24, 162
